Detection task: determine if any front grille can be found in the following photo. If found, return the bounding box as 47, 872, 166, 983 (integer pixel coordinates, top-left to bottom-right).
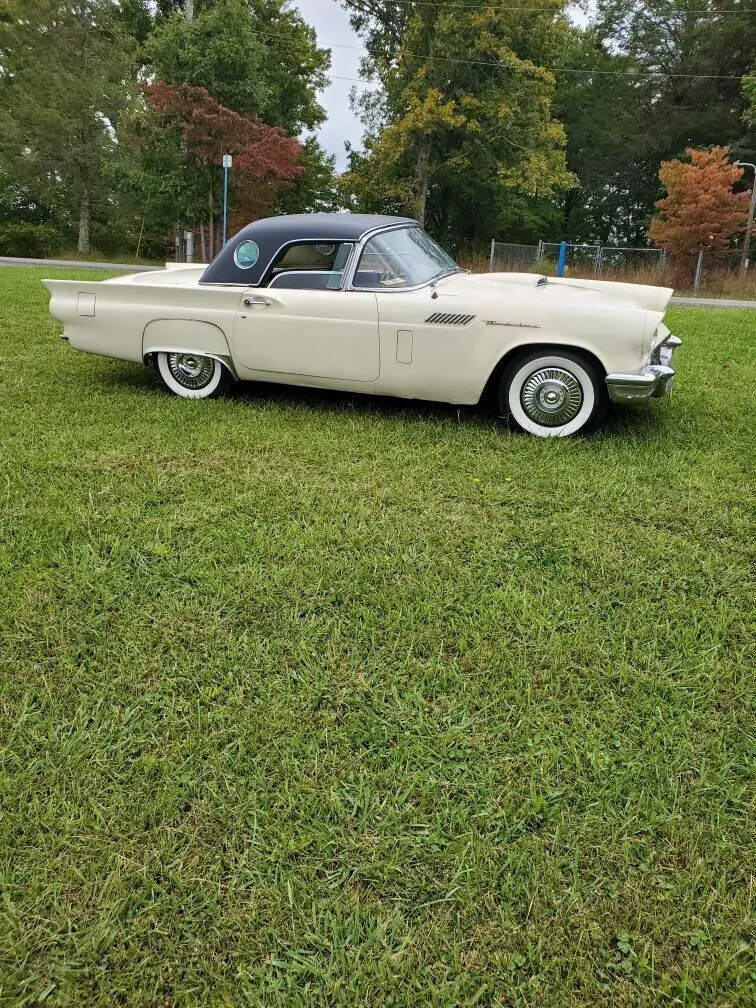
425, 312, 475, 325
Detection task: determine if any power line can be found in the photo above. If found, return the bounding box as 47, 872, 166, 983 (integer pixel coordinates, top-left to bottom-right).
342, 0, 754, 12
255, 27, 747, 80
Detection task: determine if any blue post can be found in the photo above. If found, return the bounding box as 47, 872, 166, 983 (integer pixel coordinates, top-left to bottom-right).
222, 163, 229, 248
556, 240, 567, 277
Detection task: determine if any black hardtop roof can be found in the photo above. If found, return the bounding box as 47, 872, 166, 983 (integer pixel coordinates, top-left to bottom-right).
233, 213, 416, 243
199, 213, 418, 286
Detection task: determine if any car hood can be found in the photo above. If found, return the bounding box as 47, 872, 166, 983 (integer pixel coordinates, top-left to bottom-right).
440, 271, 674, 314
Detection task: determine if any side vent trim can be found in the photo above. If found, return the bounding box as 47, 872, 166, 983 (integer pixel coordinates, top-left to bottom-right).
425, 312, 475, 325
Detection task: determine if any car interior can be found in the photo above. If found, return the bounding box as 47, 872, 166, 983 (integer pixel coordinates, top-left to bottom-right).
265, 240, 408, 291
267, 242, 350, 290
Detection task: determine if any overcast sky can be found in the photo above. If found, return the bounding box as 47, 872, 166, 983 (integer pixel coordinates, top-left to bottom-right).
293, 0, 368, 171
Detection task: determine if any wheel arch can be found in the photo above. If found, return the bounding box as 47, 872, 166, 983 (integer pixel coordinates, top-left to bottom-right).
142, 319, 238, 378
478, 342, 608, 407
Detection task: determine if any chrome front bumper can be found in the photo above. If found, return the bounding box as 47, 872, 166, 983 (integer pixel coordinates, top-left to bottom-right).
605, 334, 681, 404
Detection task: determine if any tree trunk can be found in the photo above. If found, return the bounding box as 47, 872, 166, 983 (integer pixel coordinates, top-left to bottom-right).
208, 183, 215, 260
199, 220, 207, 262
77, 194, 91, 254
185, 0, 195, 22
415, 133, 431, 227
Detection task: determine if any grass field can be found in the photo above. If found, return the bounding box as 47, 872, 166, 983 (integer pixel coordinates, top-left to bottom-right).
1, 267, 754, 1007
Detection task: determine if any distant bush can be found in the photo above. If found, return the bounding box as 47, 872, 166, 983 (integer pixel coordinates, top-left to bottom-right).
0, 222, 62, 258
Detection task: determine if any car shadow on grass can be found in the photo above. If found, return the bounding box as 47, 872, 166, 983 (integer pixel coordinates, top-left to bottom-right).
95, 359, 671, 442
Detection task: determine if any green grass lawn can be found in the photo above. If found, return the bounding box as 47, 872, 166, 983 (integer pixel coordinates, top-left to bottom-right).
1, 267, 754, 1007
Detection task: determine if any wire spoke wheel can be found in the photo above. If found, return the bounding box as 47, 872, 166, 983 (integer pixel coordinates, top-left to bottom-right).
167, 352, 216, 390
155, 351, 233, 399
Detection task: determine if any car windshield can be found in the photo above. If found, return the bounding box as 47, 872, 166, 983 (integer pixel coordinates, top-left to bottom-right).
354, 227, 461, 289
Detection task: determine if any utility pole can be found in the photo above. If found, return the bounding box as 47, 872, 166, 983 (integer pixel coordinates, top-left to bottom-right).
222, 154, 232, 248
735, 161, 756, 272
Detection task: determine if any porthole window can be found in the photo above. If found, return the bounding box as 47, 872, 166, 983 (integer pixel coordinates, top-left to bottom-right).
234, 240, 260, 269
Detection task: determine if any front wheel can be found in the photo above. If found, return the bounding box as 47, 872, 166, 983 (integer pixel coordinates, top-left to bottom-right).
498, 350, 607, 437
154, 351, 233, 399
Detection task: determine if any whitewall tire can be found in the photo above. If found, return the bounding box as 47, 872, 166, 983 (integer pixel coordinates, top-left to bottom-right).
155, 352, 233, 399
498, 350, 607, 437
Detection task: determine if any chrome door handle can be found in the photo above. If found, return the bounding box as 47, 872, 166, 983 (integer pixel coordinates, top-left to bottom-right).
244, 296, 270, 307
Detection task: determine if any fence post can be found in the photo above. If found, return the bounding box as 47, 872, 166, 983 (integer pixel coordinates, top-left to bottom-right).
693, 250, 704, 293
594, 245, 602, 278
556, 241, 567, 277
488, 239, 496, 273
535, 239, 543, 264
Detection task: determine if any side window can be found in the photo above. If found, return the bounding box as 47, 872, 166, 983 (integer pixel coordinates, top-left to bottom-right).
266, 242, 353, 290
269, 271, 342, 291
353, 227, 459, 289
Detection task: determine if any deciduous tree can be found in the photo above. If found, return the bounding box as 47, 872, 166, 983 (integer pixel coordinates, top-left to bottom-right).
340, 0, 575, 251
557, 0, 756, 244
648, 146, 750, 277
143, 0, 330, 133
137, 82, 302, 257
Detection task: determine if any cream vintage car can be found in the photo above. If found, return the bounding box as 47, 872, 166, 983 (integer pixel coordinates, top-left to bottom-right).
44, 213, 680, 437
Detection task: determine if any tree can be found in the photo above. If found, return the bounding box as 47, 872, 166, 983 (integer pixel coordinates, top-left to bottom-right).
0, 0, 135, 252
648, 146, 750, 278
556, 0, 756, 244
340, 1, 575, 251
142, 0, 330, 133
136, 82, 303, 258
277, 138, 340, 215
744, 72, 756, 124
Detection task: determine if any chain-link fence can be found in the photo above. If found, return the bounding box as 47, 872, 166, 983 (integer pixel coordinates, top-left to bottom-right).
687, 248, 752, 296
486, 240, 754, 297
489, 240, 667, 281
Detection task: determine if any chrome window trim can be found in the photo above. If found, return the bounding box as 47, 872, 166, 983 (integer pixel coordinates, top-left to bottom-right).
233, 239, 260, 269
344, 223, 462, 294
258, 237, 356, 289
268, 269, 346, 290
201, 226, 417, 288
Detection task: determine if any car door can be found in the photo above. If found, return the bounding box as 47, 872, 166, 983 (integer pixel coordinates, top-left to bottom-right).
232, 286, 380, 382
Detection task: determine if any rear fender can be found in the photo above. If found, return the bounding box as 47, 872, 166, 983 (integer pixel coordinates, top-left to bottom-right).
143, 319, 237, 378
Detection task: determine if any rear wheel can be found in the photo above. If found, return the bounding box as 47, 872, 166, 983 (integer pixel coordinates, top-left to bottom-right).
154, 351, 233, 399
498, 350, 607, 437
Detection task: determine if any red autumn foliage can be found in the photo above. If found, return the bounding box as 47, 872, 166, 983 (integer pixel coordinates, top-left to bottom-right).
142, 82, 303, 182
648, 146, 750, 259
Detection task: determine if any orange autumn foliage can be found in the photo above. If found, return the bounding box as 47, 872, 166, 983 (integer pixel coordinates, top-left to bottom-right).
648, 146, 750, 257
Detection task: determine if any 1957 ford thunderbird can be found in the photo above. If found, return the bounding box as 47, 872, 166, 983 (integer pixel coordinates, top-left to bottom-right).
44, 213, 680, 437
